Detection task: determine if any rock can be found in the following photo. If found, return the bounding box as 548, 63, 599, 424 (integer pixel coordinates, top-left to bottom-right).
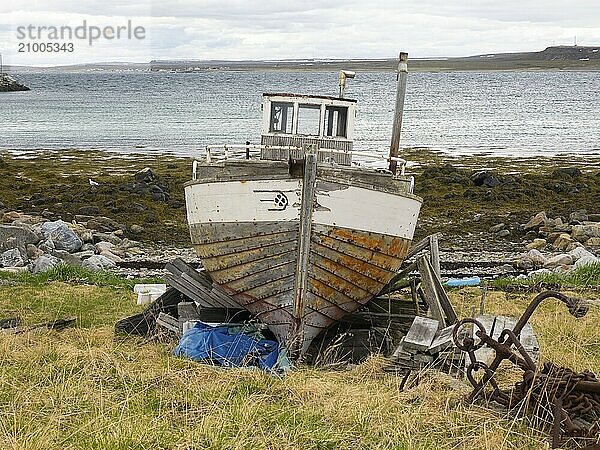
41, 220, 83, 253
489, 223, 505, 233
572, 224, 600, 243
72, 250, 95, 260
92, 232, 122, 245
544, 254, 574, 269
52, 250, 83, 267
471, 171, 501, 187
0, 73, 30, 92
39, 238, 55, 253
552, 167, 581, 179
0, 224, 42, 251
26, 244, 44, 260
528, 268, 552, 277
134, 167, 155, 183
0, 266, 28, 274
569, 210, 588, 223
130, 224, 144, 234
569, 247, 596, 261
526, 238, 547, 250
81, 254, 117, 271
586, 237, 600, 248
575, 255, 599, 268
588, 214, 600, 222
95, 241, 115, 253
32, 255, 61, 274
496, 229, 510, 238
566, 242, 583, 252
553, 233, 574, 252
0, 248, 26, 267
86, 216, 123, 233
552, 264, 573, 274
80, 243, 97, 252
514, 249, 547, 270
77, 206, 100, 216
99, 250, 123, 263
73, 215, 95, 224
523, 212, 549, 231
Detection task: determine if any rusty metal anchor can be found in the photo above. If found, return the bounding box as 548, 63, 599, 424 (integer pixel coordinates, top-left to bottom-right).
453, 291, 599, 448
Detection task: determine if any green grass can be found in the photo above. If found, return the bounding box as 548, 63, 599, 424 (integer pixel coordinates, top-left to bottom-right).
0, 263, 162, 289
0, 280, 598, 449
491, 262, 600, 289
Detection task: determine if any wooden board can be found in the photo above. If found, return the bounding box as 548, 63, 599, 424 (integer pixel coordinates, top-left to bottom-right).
403, 316, 439, 352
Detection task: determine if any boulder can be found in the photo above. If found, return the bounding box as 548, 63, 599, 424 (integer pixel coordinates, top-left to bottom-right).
526, 238, 547, 250
496, 229, 510, 238
523, 212, 549, 231
99, 250, 122, 263
0, 224, 41, 252
514, 249, 547, 270
569, 210, 588, 223
544, 254, 574, 269
32, 255, 61, 274
553, 233, 574, 252
41, 220, 83, 253
489, 223, 505, 233
95, 241, 115, 254
0, 248, 26, 267
572, 224, 600, 243
86, 216, 123, 233
52, 250, 83, 267
72, 250, 95, 260
575, 255, 599, 268
552, 167, 581, 179
0, 74, 30, 92
92, 232, 122, 245
130, 224, 144, 234
588, 214, 600, 222
134, 167, 155, 183
26, 244, 44, 260
77, 206, 100, 216
586, 237, 600, 248
569, 247, 596, 261
82, 254, 117, 271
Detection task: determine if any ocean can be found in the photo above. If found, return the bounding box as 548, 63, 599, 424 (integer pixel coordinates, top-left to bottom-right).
1, 70, 599, 160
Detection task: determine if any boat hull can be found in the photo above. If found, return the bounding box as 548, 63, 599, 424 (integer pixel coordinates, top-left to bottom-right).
185, 161, 421, 354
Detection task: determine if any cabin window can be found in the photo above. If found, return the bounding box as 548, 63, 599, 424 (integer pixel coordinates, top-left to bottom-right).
296, 104, 321, 136
325, 106, 348, 138
270, 102, 294, 133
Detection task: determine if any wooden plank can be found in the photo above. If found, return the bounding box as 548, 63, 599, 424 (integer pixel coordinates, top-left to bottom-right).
225, 261, 296, 293
403, 316, 439, 352
416, 256, 446, 328
311, 242, 396, 284
311, 232, 403, 271
310, 264, 372, 303
428, 325, 455, 354
156, 312, 180, 334
311, 223, 411, 258
189, 221, 299, 245
193, 230, 298, 258
202, 239, 297, 271
310, 251, 385, 294
210, 250, 297, 284
429, 235, 441, 279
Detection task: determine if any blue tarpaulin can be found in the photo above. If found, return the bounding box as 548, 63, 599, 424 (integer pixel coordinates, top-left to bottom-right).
173, 321, 286, 373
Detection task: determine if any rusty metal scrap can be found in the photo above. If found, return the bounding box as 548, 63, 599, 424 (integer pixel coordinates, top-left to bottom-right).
453, 291, 600, 448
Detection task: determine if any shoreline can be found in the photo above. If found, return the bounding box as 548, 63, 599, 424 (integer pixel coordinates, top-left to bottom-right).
1, 148, 599, 277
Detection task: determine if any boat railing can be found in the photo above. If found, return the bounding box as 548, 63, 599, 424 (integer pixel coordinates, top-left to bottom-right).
192, 144, 408, 180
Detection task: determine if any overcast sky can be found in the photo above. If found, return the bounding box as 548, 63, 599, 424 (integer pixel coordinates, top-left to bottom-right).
1, 0, 599, 66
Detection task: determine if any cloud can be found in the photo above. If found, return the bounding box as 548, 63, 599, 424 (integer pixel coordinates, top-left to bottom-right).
1, 0, 599, 65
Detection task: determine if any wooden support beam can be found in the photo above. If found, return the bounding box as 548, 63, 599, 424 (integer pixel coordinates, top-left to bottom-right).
429, 234, 441, 279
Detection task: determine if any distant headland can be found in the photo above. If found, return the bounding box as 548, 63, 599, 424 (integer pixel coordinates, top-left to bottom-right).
5, 46, 600, 73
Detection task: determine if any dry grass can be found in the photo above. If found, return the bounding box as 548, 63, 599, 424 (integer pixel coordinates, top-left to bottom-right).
0, 282, 599, 449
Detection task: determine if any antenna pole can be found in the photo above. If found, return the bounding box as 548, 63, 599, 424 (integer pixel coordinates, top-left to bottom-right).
389, 52, 408, 175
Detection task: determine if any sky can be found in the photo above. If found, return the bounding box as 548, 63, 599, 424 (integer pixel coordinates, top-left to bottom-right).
1, 0, 599, 66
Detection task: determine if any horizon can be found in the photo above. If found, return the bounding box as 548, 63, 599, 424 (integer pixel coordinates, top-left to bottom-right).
5, 44, 600, 69
2, 1, 600, 67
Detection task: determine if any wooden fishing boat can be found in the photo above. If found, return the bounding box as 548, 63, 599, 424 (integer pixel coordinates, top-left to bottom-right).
185, 53, 422, 356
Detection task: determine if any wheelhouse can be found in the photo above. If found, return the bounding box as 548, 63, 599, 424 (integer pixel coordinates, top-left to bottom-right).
260, 93, 357, 165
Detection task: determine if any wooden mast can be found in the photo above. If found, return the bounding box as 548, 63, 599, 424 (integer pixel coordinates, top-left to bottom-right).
389, 52, 408, 174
